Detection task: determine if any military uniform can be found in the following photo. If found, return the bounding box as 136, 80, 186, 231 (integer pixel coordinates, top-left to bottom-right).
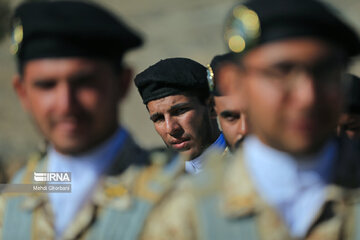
0, 134, 184, 240
141, 0, 360, 239
1, 1, 185, 239
141, 139, 360, 240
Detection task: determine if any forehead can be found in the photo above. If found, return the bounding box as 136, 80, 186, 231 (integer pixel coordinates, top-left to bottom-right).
214, 96, 242, 112
22, 57, 111, 79
243, 37, 338, 65
147, 94, 200, 113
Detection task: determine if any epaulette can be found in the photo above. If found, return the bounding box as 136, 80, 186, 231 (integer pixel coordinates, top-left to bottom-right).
190, 149, 227, 198
133, 148, 185, 203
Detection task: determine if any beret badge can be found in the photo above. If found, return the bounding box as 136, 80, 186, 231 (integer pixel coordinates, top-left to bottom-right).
224, 4, 260, 53
206, 64, 214, 92
10, 18, 23, 55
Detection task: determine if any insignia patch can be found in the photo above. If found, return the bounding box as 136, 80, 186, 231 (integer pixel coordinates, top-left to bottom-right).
10, 18, 23, 55
224, 4, 261, 53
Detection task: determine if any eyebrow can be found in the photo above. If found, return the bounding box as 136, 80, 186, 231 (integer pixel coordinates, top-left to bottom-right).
220, 110, 240, 118
149, 102, 193, 121
169, 102, 192, 112
150, 112, 162, 121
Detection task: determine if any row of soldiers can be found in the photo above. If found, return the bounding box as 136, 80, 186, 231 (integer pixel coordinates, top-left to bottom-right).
0, 0, 360, 239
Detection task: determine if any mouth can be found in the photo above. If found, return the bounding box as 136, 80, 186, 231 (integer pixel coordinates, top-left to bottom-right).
289, 119, 318, 134
54, 117, 86, 132
169, 138, 191, 151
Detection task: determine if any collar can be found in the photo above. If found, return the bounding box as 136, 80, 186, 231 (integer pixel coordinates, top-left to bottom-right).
242, 135, 337, 206
48, 126, 128, 176
185, 133, 226, 174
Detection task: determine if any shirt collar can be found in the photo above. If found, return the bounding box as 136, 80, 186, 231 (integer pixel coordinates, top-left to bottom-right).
243, 135, 337, 205
48, 126, 128, 175
185, 133, 226, 174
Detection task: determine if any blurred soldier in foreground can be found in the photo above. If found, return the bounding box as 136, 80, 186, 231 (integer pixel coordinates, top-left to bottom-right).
337, 73, 360, 139
135, 58, 225, 174
141, 0, 360, 239
207, 53, 248, 152
1, 1, 181, 239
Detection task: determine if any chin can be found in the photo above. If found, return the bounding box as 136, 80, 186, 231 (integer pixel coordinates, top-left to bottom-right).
279, 139, 327, 156
53, 140, 92, 155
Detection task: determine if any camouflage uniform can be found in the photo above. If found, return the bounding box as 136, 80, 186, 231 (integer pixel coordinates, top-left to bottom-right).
0, 136, 184, 240
141, 142, 360, 240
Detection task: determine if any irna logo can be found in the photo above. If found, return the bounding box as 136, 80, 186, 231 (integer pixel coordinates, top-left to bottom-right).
33, 172, 71, 182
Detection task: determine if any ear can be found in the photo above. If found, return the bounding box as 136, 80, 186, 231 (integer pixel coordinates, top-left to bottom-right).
206, 96, 217, 118
117, 67, 133, 101
13, 74, 31, 111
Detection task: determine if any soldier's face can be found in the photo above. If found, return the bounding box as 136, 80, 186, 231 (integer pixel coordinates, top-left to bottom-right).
237, 38, 345, 155
147, 94, 215, 160
13, 58, 129, 155
214, 96, 248, 150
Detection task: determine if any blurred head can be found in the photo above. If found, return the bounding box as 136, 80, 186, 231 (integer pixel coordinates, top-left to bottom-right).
337, 114, 360, 139
223, 0, 359, 155
14, 58, 132, 155
337, 74, 360, 139
11, 1, 142, 155
135, 58, 220, 159
237, 38, 346, 155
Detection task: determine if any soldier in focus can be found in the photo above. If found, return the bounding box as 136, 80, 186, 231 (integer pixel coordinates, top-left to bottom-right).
207, 53, 248, 152
135, 58, 226, 174
141, 0, 360, 239
0, 1, 181, 239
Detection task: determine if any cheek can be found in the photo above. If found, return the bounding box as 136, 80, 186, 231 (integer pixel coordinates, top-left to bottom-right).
77, 87, 117, 113
181, 111, 203, 135
78, 90, 99, 108
26, 92, 54, 118
247, 80, 282, 123
154, 123, 167, 139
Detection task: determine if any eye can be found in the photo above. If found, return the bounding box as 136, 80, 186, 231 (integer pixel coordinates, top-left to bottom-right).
33, 80, 56, 90
172, 107, 190, 116
263, 63, 295, 79
221, 112, 240, 122
72, 75, 97, 88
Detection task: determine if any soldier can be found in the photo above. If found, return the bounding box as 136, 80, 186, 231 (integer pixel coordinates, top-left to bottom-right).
337, 73, 360, 139
135, 58, 226, 174
141, 0, 360, 239
207, 53, 248, 152
1, 1, 182, 239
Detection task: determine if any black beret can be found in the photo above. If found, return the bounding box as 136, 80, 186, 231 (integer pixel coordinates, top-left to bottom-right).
207, 52, 236, 96
11, 0, 143, 65
344, 74, 360, 114
135, 58, 209, 104
224, 0, 360, 57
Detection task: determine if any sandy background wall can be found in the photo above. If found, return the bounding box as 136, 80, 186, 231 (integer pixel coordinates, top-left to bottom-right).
1, 0, 360, 166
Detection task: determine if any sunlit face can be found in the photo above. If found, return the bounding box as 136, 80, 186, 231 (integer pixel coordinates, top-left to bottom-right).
13, 58, 128, 155
214, 95, 248, 150
337, 113, 360, 139
147, 94, 217, 160
235, 38, 345, 155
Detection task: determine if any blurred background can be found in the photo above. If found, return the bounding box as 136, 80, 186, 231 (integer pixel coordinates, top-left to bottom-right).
0, 0, 360, 174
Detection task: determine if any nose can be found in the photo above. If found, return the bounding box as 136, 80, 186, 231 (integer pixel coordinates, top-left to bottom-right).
165, 117, 182, 137
292, 72, 317, 109
237, 114, 248, 138
56, 83, 77, 114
